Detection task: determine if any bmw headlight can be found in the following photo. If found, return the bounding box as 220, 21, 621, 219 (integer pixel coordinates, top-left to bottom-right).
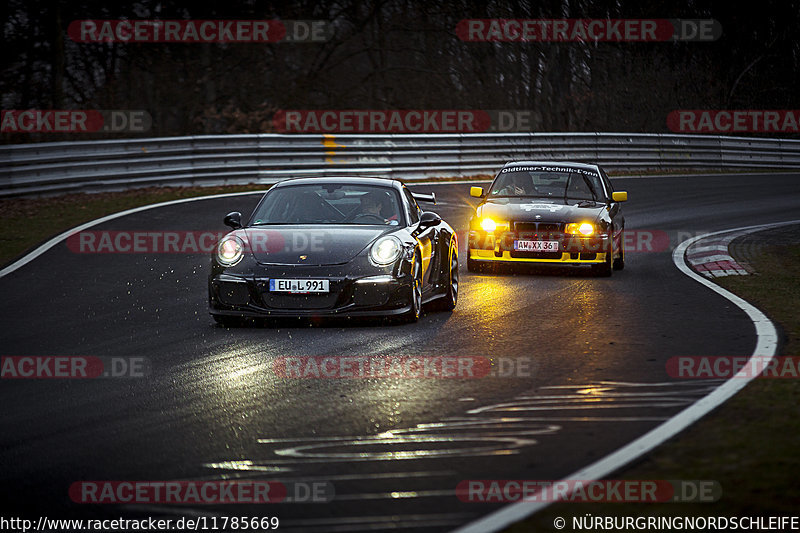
565, 222, 596, 236
369, 236, 402, 266
216, 236, 244, 266
480, 218, 497, 232
477, 217, 508, 232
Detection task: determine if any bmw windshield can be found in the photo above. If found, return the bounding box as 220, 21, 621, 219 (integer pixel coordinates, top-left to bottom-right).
489, 167, 606, 203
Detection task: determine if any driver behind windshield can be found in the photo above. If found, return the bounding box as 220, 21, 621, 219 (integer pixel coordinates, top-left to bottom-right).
357, 191, 399, 224
497, 173, 535, 196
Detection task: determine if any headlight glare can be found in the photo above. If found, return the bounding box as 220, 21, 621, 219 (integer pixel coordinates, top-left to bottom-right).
217, 236, 244, 266
370, 236, 402, 266
565, 222, 595, 236
480, 218, 497, 232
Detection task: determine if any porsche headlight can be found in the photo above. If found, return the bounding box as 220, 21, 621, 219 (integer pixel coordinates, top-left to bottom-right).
216, 236, 244, 266
565, 222, 596, 236
370, 236, 402, 266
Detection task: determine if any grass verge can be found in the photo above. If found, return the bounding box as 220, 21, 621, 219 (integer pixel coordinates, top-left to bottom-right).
0, 184, 271, 267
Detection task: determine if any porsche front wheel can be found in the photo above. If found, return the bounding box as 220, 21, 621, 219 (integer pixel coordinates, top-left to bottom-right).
432, 240, 458, 311
402, 254, 423, 322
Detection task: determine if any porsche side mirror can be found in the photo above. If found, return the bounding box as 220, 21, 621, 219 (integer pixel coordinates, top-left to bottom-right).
470, 186, 484, 198
224, 211, 243, 229
612, 191, 628, 202
419, 211, 442, 228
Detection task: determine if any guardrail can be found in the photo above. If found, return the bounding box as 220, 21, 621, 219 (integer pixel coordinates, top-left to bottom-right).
2, 133, 800, 196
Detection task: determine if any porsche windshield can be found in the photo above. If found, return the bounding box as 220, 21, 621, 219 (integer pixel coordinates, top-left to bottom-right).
251, 184, 404, 225
489, 169, 605, 202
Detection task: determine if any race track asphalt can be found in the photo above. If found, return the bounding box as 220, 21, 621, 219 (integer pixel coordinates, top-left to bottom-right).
1, 173, 798, 531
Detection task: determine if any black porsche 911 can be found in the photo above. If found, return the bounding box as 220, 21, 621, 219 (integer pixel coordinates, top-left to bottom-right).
208, 177, 458, 325
467, 161, 628, 276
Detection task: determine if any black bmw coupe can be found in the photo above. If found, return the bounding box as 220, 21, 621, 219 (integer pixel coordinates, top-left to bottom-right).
467, 161, 628, 276
209, 177, 458, 325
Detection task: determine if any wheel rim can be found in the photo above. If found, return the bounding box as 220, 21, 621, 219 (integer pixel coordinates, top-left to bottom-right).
450, 247, 458, 305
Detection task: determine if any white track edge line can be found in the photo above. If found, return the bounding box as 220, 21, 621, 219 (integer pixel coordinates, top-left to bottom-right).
452, 220, 798, 533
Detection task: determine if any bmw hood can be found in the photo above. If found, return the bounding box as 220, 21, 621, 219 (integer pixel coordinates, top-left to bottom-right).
476, 198, 604, 224
241, 225, 393, 265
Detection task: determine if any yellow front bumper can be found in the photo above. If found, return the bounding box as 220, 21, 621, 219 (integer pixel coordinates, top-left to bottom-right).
468, 248, 608, 264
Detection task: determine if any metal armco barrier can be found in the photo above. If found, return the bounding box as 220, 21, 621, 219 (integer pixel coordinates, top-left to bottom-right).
1, 132, 799, 196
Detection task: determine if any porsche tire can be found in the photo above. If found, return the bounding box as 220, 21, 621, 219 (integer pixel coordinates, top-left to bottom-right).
402, 253, 423, 322
431, 240, 458, 311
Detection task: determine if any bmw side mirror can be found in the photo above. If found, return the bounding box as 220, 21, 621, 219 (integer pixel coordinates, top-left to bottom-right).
611, 191, 628, 202
419, 211, 442, 228
224, 211, 243, 229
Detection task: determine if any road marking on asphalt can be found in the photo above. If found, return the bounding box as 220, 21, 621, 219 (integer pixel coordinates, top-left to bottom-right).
683, 222, 799, 278
452, 221, 793, 533
685, 232, 753, 277
466, 381, 720, 415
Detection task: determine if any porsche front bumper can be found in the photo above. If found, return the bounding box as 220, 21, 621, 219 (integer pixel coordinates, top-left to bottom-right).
208, 270, 415, 319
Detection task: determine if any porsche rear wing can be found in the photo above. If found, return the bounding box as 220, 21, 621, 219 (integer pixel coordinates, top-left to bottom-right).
411, 192, 436, 205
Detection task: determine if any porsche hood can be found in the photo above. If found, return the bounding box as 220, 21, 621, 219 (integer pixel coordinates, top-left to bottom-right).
238, 225, 394, 265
